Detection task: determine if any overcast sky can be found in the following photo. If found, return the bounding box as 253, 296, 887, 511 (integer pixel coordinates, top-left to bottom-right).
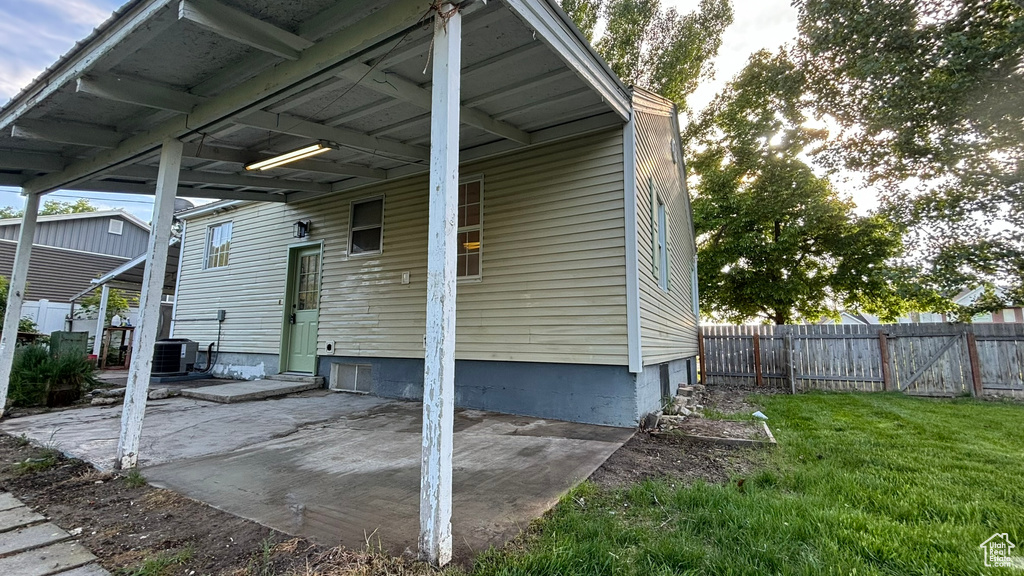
0, 0, 803, 221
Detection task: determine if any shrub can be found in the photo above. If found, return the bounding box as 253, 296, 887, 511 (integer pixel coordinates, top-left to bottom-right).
7, 344, 100, 408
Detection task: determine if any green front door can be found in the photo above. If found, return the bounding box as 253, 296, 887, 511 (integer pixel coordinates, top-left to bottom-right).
284, 247, 320, 373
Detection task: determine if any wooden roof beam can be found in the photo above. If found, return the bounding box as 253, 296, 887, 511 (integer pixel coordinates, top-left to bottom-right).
235, 110, 429, 162
179, 142, 386, 179
178, 0, 313, 60
338, 64, 532, 145
11, 120, 121, 148
110, 165, 332, 193
76, 75, 206, 114
72, 179, 289, 202
0, 150, 66, 171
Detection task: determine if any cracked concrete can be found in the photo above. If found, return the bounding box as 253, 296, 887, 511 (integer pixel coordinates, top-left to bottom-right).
0, 391, 632, 557
1, 391, 390, 470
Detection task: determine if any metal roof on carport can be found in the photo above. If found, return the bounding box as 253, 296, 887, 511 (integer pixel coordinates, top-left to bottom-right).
0, 0, 630, 203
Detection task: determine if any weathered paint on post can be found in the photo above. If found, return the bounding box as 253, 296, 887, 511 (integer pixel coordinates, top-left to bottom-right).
419, 3, 460, 568
92, 285, 110, 357
116, 138, 182, 469
0, 192, 40, 414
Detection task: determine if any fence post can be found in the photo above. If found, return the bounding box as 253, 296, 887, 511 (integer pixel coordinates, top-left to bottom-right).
878, 330, 892, 391
966, 330, 983, 397
784, 333, 796, 394
752, 332, 763, 387
698, 326, 707, 386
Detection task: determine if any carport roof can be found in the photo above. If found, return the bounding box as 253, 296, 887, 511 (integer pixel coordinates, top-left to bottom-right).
0, 0, 630, 204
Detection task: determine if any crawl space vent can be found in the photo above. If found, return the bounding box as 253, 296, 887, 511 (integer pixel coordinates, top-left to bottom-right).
330, 363, 372, 393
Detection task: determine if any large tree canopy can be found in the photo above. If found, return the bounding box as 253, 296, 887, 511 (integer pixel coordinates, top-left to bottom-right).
0, 198, 99, 219
687, 51, 927, 324
560, 0, 733, 109
795, 0, 1024, 304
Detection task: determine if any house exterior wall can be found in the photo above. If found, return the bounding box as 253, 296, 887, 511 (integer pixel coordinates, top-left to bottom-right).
632, 89, 699, 366
0, 239, 129, 301
0, 213, 149, 258
173, 130, 629, 367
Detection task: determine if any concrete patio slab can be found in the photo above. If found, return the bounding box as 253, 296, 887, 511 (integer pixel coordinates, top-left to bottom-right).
1, 391, 391, 470
1, 392, 631, 558
145, 401, 631, 557
179, 379, 321, 403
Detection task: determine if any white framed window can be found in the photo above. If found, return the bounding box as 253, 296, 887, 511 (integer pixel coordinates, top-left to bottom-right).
1002, 309, 1015, 323
349, 196, 384, 256
204, 221, 232, 269
650, 177, 669, 291
657, 199, 668, 290
458, 178, 483, 279
108, 219, 123, 235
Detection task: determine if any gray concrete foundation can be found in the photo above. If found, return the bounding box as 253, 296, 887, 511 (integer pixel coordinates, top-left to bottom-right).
320, 356, 640, 427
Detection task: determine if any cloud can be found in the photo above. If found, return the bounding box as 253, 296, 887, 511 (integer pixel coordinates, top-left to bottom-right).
29, 0, 115, 26
0, 0, 122, 101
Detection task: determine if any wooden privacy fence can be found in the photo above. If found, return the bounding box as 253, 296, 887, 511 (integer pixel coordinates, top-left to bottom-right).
699, 323, 1024, 397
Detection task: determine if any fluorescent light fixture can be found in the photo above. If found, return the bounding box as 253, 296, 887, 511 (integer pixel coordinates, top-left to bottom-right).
245, 141, 336, 171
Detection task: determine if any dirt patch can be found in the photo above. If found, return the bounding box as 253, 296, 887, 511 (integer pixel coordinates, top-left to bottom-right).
670, 418, 767, 440
0, 433, 334, 575
588, 432, 762, 488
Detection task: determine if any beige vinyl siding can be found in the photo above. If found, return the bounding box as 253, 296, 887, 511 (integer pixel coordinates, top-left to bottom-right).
173, 203, 297, 353
174, 130, 629, 365
633, 90, 699, 363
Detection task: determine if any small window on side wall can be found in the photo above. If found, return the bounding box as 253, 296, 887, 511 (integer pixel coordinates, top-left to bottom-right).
108, 219, 123, 235
205, 221, 232, 269
458, 179, 482, 278
349, 197, 383, 256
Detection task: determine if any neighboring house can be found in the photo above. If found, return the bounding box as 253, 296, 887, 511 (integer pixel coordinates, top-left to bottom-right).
0, 211, 149, 333
821, 286, 1023, 326
935, 287, 1023, 324
0, 210, 151, 258
172, 87, 699, 428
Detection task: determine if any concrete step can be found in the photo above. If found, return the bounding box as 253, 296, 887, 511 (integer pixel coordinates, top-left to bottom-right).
272, 373, 325, 385
179, 379, 321, 404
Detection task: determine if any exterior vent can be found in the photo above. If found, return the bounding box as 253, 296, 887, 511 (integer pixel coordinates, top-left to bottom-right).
152, 338, 198, 375
329, 363, 372, 393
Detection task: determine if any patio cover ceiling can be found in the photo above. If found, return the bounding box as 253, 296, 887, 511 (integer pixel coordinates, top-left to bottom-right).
0, 0, 630, 204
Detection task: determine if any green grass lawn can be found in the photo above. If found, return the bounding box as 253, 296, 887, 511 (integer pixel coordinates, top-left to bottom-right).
469, 393, 1024, 575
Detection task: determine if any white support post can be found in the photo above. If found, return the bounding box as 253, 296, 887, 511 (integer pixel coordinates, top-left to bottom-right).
116, 138, 182, 469
419, 3, 460, 568
0, 192, 40, 415
92, 285, 110, 357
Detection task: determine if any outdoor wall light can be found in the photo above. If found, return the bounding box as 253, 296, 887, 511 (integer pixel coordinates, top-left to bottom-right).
245, 141, 338, 171
293, 220, 312, 238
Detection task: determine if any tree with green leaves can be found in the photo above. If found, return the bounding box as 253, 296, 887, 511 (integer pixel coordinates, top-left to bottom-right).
76, 286, 135, 325
687, 51, 935, 324
0, 198, 99, 219
560, 0, 733, 110
794, 0, 1024, 307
